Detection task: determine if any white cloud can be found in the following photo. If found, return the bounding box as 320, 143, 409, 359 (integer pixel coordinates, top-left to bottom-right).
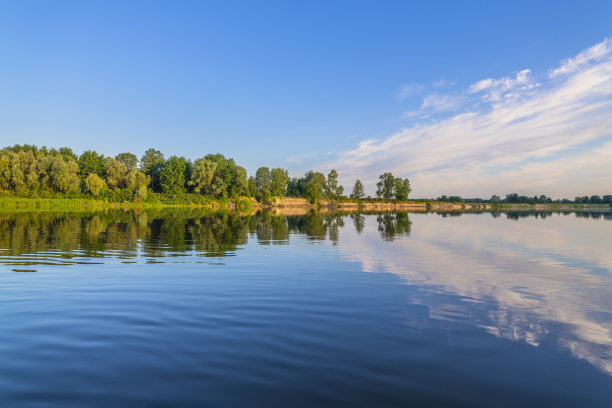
468, 69, 538, 102
397, 82, 425, 99
420, 93, 465, 112
433, 77, 454, 88
285, 153, 315, 164
326, 39, 612, 198
549, 38, 611, 77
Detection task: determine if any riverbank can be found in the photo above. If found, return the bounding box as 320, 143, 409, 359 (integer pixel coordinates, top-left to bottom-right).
0, 197, 608, 214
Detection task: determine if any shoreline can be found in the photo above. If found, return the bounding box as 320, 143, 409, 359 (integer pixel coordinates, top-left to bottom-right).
0, 197, 609, 214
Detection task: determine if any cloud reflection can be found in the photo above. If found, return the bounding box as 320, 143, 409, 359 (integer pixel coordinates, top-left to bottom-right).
337, 213, 612, 374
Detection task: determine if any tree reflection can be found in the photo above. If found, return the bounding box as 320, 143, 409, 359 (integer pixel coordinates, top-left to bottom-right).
377, 213, 412, 241
0, 209, 608, 267
350, 214, 365, 234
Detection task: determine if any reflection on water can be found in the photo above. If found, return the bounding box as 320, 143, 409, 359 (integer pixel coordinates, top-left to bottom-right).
0, 210, 413, 266
339, 211, 612, 376
1, 209, 611, 406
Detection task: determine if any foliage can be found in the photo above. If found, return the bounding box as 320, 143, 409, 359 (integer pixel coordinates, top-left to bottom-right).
394, 178, 411, 201
270, 168, 289, 197
85, 173, 105, 196
304, 171, 326, 202
103, 157, 128, 189
376, 172, 410, 200
351, 179, 365, 200
189, 158, 217, 194
78, 150, 105, 177
324, 169, 344, 200
255, 167, 271, 200
12, 143, 611, 207
160, 156, 187, 195
376, 173, 395, 200
140, 148, 165, 192
247, 176, 257, 197
115, 152, 138, 171
126, 169, 149, 193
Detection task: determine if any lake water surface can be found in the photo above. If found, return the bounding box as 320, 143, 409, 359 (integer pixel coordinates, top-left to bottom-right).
1, 210, 611, 407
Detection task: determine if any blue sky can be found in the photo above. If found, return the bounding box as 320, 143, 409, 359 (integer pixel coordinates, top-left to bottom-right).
1, 1, 611, 198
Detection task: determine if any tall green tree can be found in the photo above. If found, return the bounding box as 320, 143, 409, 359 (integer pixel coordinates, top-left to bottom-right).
204, 154, 247, 197
140, 148, 165, 192
287, 177, 306, 197
0, 154, 11, 190
126, 169, 149, 193
270, 168, 289, 196
85, 173, 105, 196
255, 167, 271, 200
231, 166, 248, 197
78, 150, 105, 178
160, 156, 186, 195
324, 169, 343, 200
40, 156, 81, 193
189, 158, 217, 194
115, 152, 138, 171
376, 172, 395, 200
305, 171, 326, 202
393, 177, 411, 201
59, 147, 77, 162
103, 157, 128, 189
351, 179, 365, 200
247, 176, 257, 197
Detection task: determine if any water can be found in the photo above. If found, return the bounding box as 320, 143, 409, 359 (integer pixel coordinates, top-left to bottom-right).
1, 209, 611, 407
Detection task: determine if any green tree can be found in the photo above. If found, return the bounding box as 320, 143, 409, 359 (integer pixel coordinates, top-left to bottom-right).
232, 166, 248, 197
351, 179, 365, 200
59, 147, 77, 162
189, 158, 217, 194
324, 169, 343, 200
115, 152, 138, 171
40, 156, 81, 193
103, 157, 128, 189
305, 171, 326, 202
140, 148, 165, 192
287, 177, 306, 197
0, 154, 11, 190
247, 176, 257, 197
126, 169, 149, 193
490, 195, 501, 203
78, 150, 105, 178
255, 167, 271, 200
394, 178, 411, 201
376, 172, 395, 200
160, 156, 186, 195
85, 173, 105, 196
270, 168, 289, 196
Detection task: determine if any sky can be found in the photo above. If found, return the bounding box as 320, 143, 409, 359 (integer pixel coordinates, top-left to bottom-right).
1, 0, 611, 198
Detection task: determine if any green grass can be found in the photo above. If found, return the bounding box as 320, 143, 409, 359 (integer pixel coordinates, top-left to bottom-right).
0, 197, 213, 212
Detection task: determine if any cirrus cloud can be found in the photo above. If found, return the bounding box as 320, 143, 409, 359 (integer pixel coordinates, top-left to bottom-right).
326, 39, 612, 199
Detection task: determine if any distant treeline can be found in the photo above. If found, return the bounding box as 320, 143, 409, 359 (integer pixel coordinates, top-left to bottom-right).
435, 193, 612, 205
0, 144, 410, 202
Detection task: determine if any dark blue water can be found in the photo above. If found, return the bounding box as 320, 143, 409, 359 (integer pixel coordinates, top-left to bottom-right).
1, 210, 611, 407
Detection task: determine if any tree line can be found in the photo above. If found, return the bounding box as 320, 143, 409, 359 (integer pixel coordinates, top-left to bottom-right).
0, 144, 411, 202
435, 193, 612, 205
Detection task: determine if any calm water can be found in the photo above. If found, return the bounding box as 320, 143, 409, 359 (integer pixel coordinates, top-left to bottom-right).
1, 209, 611, 407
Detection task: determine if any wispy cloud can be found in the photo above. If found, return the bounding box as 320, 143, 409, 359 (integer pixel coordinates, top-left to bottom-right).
433, 77, 454, 88
286, 153, 316, 164
397, 82, 425, 99
327, 39, 612, 198
549, 38, 611, 77
420, 93, 466, 112
468, 69, 539, 102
